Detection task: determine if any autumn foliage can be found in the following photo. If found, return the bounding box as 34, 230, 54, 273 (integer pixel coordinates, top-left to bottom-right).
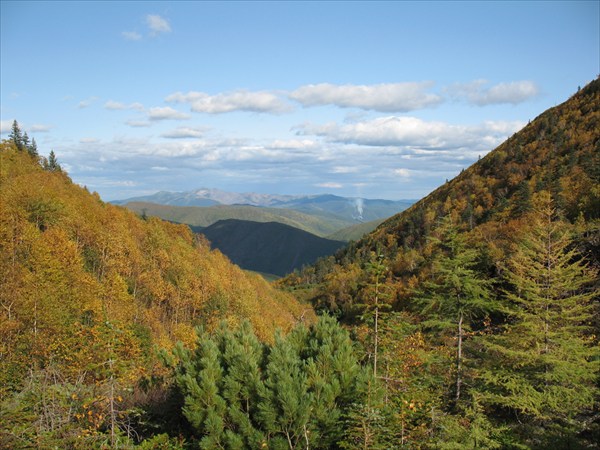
0, 142, 312, 447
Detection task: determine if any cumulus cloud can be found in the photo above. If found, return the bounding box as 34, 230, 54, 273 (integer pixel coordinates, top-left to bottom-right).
393, 168, 412, 178
267, 139, 317, 150
166, 90, 293, 114
446, 79, 540, 106
331, 166, 359, 174
289, 82, 442, 112
104, 100, 144, 111
316, 182, 343, 189
146, 14, 171, 36
77, 97, 98, 109
296, 116, 525, 152
161, 126, 207, 139
122, 31, 142, 41
0, 120, 14, 134
147, 106, 190, 121
125, 119, 151, 128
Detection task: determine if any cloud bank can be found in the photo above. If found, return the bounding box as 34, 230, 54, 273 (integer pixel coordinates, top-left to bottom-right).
447, 80, 540, 105
166, 90, 292, 114
289, 82, 443, 112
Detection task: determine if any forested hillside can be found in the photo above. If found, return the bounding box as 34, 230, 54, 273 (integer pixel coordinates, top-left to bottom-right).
1, 77, 598, 448
283, 79, 599, 311
278, 79, 600, 448
124, 201, 352, 237
201, 219, 346, 277
0, 140, 313, 448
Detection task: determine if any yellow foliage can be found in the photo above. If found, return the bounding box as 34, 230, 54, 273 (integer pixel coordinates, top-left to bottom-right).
0, 144, 312, 392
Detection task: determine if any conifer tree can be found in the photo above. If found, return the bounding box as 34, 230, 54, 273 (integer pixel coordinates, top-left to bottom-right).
46, 150, 61, 172
21, 132, 30, 152
258, 329, 313, 449
171, 330, 228, 448
361, 253, 390, 379
416, 216, 494, 407
8, 120, 24, 150
28, 137, 38, 158
216, 321, 267, 448
167, 317, 369, 449
479, 192, 599, 444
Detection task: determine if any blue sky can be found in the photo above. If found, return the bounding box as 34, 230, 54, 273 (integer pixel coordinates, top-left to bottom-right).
1, 1, 598, 201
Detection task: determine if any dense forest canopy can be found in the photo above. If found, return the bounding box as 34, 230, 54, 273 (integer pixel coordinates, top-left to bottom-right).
277, 79, 599, 448
0, 132, 313, 448
1, 78, 599, 449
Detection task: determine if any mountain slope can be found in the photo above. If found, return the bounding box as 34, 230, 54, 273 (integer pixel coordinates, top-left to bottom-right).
201, 219, 346, 277
0, 144, 313, 397
275, 78, 600, 450
326, 218, 386, 242
124, 201, 354, 237
283, 78, 599, 312
115, 190, 413, 224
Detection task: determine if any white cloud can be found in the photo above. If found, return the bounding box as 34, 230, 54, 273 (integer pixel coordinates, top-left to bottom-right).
146, 14, 171, 36
161, 126, 206, 139
393, 168, 411, 178
104, 100, 144, 111
125, 119, 151, 128
289, 82, 442, 112
166, 90, 293, 114
296, 116, 525, 152
331, 166, 359, 174
108, 180, 138, 187
122, 31, 142, 41
77, 97, 98, 109
316, 182, 343, 189
0, 120, 13, 134
267, 139, 316, 150
148, 106, 190, 121
446, 79, 540, 106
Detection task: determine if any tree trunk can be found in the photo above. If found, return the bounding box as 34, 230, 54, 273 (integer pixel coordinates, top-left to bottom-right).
455, 309, 463, 405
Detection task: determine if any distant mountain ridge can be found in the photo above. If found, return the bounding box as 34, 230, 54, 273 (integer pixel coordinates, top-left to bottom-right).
113, 189, 414, 223
201, 219, 346, 277
124, 202, 353, 237
112, 188, 301, 207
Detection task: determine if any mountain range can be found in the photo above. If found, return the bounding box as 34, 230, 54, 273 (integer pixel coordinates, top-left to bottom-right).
113, 189, 414, 224
2, 79, 598, 449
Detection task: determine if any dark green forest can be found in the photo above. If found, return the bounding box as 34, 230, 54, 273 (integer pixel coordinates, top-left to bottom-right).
1, 79, 599, 449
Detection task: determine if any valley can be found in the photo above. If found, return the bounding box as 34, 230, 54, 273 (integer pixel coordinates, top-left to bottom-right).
1, 2, 597, 447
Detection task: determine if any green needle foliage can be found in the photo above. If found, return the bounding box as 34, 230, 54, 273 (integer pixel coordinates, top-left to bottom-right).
166, 316, 370, 449
479, 192, 599, 447
415, 215, 496, 408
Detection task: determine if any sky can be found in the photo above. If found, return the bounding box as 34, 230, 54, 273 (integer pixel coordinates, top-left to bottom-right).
1, 1, 598, 201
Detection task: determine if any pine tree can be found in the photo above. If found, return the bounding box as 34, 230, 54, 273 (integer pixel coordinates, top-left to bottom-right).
21, 132, 30, 152
217, 321, 267, 448
45, 150, 61, 172
362, 253, 390, 379
28, 137, 38, 158
8, 120, 24, 150
479, 192, 599, 445
258, 329, 313, 449
170, 329, 228, 448
167, 317, 369, 449
416, 216, 494, 407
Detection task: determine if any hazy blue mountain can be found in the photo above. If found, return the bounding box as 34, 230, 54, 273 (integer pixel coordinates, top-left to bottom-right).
113, 188, 414, 223
200, 219, 347, 277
